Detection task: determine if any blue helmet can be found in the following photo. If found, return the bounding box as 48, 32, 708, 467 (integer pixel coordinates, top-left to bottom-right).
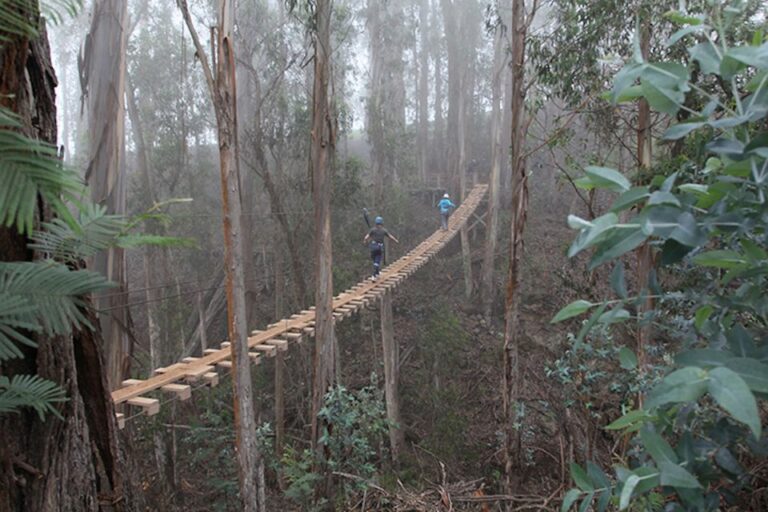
375, 216, 384, 225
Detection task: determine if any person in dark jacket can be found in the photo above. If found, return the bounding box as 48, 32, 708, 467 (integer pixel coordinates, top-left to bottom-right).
363, 216, 399, 280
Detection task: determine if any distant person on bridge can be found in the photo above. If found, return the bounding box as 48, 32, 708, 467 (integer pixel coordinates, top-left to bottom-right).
438, 193, 456, 230
363, 216, 399, 280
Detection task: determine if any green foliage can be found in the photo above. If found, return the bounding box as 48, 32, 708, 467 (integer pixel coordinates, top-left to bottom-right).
281, 377, 391, 509
557, 2, 768, 510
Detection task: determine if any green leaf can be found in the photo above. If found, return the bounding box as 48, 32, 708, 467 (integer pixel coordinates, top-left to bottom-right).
612, 63, 643, 104
678, 183, 708, 196
724, 358, 768, 393
640, 426, 678, 465
589, 226, 648, 269
659, 461, 701, 489
584, 166, 631, 192
605, 409, 653, 431
0, 374, 68, 420
694, 305, 714, 330
675, 349, 732, 368
610, 262, 628, 299
646, 367, 708, 409
571, 462, 594, 491
692, 250, 747, 269
663, 122, 705, 140
689, 41, 722, 75
568, 213, 619, 258
708, 366, 761, 438
664, 10, 703, 26
567, 215, 593, 230
615, 85, 644, 103
610, 186, 650, 212
561, 489, 581, 512
552, 300, 595, 323
619, 474, 640, 510
598, 307, 630, 325
726, 43, 768, 69
619, 347, 637, 370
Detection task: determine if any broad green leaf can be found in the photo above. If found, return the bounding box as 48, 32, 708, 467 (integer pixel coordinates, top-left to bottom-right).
571, 462, 594, 491
587, 461, 611, 490
678, 183, 708, 196
611, 63, 643, 104
708, 366, 761, 438
647, 191, 681, 207
694, 304, 714, 330
663, 122, 704, 140
693, 250, 747, 269
589, 226, 648, 269
576, 303, 608, 345
568, 213, 619, 258
706, 137, 745, 157
689, 41, 721, 75
724, 357, 768, 393
552, 300, 595, 323
578, 493, 594, 512
641, 78, 683, 114
619, 474, 640, 510
669, 212, 706, 247
645, 367, 708, 409
659, 461, 701, 488
610, 262, 628, 299
561, 489, 581, 512
610, 187, 650, 212
619, 347, 637, 370
664, 10, 703, 26
615, 85, 644, 103
641, 426, 678, 465
667, 24, 709, 46
726, 43, 768, 69
675, 349, 732, 368
715, 447, 744, 476
605, 409, 653, 431
727, 324, 756, 357
599, 307, 630, 325
567, 215, 593, 230
584, 166, 631, 192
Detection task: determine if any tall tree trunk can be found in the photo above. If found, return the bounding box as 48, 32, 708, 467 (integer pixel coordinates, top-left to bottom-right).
481, 20, 508, 320
0, 5, 132, 510
178, 1, 263, 509
380, 289, 404, 463
503, 0, 530, 500
418, 0, 430, 184
310, 0, 337, 504
635, 20, 653, 401
83, 0, 129, 391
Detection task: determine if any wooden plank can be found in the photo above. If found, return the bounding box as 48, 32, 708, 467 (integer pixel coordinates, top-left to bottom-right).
203, 372, 219, 387
248, 352, 262, 364
127, 396, 159, 416
116, 412, 125, 430
265, 339, 288, 351
220, 341, 231, 349
161, 383, 192, 400
203, 349, 219, 355
184, 365, 214, 382
252, 344, 276, 357
155, 362, 184, 375
121, 379, 143, 387
217, 360, 233, 369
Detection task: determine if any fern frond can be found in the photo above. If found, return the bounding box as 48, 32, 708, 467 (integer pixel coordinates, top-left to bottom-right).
0, 262, 111, 361
0, 108, 85, 234
41, 0, 84, 26
28, 203, 126, 262
0, 0, 84, 44
0, 374, 67, 420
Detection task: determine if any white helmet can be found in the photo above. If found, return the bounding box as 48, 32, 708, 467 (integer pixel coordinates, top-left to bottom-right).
443, 193, 449, 198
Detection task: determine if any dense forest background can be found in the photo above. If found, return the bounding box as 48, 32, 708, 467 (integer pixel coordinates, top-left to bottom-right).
1, 0, 767, 510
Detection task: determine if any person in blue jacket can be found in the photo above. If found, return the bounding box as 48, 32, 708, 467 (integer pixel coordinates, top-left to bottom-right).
363, 216, 399, 280
438, 193, 456, 230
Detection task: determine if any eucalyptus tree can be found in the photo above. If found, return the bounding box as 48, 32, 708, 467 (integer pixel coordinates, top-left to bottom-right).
82, 0, 130, 390
178, 0, 264, 509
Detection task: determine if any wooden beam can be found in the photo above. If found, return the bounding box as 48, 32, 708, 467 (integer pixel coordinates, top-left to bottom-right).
161, 383, 192, 400
127, 396, 160, 416
115, 412, 125, 429
203, 372, 219, 387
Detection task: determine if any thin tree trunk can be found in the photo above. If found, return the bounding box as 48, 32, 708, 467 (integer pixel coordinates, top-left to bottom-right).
418, 0, 429, 184
481, 21, 508, 320
380, 289, 404, 463
84, 0, 129, 391
310, 0, 337, 505
178, 1, 262, 509
503, 0, 530, 500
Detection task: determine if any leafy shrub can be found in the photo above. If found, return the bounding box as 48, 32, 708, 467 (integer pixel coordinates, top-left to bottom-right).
556, 2, 768, 510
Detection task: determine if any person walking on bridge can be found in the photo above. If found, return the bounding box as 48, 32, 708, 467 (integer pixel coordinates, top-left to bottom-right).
363, 216, 399, 280
438, 193, 456, 230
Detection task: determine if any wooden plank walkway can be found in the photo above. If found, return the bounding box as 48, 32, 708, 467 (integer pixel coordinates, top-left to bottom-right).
113, 184, 488, 423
